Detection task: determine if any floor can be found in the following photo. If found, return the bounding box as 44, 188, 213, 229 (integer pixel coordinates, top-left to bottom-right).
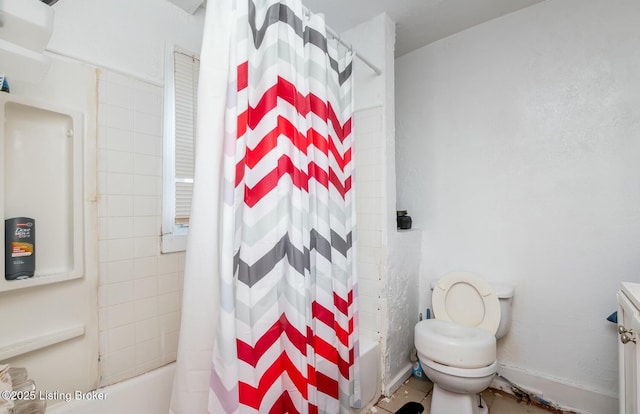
367, 377, 568, 414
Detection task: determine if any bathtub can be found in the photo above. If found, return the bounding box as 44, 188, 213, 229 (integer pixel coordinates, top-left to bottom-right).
47, 363, 174, 414
48, 338, 380, 414
356, 336, 382, 413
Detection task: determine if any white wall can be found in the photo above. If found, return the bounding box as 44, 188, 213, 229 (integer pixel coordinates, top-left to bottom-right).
48, 0, 205, 83
96, 70, 185, 386
342, 14, 394, 343
352, 106, 386, 342
2, 57, 99, 395
396, 0, 640, 411
386, 229, 421, 394
41, 0, 204, 386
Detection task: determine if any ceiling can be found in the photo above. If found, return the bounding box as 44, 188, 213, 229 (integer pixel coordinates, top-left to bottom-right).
301, 0, 547, 56
168, 0, 547, 57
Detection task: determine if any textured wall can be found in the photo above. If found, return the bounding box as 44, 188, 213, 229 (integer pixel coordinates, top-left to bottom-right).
386, 230, 421, 390
396, 0, 640, 409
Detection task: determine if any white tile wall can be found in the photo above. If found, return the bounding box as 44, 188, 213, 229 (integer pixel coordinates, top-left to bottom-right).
354, 106, 385, 340
97, 69, 185, 386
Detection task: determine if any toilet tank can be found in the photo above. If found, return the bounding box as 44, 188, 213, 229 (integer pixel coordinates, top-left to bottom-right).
429, 280, 514, 339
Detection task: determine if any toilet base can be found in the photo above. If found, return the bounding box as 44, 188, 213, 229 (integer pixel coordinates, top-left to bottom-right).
430, 383, 489, 414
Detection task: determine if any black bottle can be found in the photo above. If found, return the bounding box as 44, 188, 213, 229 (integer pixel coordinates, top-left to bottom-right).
5, 217, 36, 280
397, 210, 412, 230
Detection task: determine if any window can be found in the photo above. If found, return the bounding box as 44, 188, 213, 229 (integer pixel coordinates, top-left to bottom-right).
162, 45, 200, 253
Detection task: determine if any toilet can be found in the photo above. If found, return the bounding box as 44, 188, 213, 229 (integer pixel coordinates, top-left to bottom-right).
414, 272, 514, 414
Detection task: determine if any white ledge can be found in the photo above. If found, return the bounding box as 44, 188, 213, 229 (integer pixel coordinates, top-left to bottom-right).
0, 325, 85, 360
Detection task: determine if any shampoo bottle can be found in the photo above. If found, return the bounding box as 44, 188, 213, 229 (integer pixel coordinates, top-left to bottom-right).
5, 217, 36, 280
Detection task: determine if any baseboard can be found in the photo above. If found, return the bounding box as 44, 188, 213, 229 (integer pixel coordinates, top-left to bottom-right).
493, 364, 617, 414
384, 362, 413, 397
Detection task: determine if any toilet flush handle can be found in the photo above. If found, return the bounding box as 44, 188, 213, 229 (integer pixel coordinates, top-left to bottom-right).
619, 326, 636, 344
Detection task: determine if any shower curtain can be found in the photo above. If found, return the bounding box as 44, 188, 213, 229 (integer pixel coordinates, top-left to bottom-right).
171, 0, 359, 412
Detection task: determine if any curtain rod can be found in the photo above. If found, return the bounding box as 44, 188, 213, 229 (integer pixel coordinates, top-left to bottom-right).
325, 26, 382, 76
302, 7, 382, 76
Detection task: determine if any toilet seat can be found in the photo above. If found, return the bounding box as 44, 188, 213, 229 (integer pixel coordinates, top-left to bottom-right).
415, 319, 496, 368
432, 272, 501, 335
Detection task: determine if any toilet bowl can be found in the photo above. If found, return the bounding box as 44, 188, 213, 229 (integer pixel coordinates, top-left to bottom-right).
423, 358, 497, 414
414, 272, 514, 414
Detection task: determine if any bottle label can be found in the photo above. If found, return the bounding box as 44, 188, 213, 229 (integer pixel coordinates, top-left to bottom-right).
11, 221, 33, 257
11, 241, 33, 257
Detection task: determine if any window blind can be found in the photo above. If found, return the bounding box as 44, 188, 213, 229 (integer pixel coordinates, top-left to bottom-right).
173, 51, 199, 224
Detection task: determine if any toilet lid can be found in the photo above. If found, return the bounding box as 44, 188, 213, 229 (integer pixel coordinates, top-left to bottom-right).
432, 272, 501, 334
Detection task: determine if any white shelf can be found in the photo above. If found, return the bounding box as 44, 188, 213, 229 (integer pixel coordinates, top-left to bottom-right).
1, 94, 84, 293
0, 324, 85, 360
0, 272, 83, 293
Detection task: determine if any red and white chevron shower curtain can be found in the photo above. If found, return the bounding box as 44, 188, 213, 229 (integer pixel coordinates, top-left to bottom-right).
172, 0, 360, 413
